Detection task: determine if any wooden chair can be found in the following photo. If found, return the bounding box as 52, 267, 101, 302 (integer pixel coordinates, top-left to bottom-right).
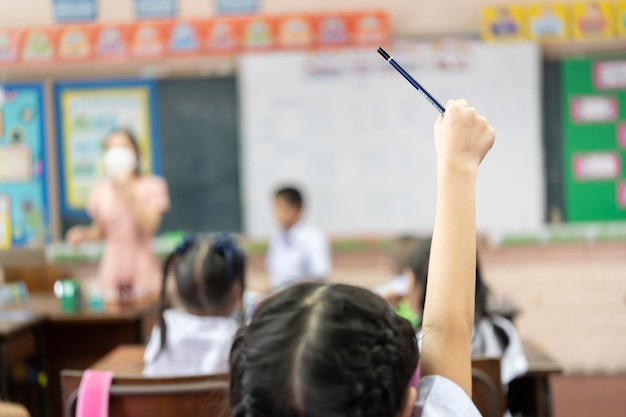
472, 357, 504, 417
60, 370, 230, 417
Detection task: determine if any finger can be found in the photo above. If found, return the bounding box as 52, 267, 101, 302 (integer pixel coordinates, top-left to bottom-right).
434, 113, 444, 127
455, 99, 469, 107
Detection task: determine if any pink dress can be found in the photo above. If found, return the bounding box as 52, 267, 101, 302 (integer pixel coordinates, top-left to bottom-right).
87, 176, 170, 298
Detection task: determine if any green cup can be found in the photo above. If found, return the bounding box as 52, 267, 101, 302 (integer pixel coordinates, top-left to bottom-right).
54, 279, 81, 313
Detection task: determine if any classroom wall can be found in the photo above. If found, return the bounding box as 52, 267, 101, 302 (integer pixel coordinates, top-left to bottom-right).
1, 0, 583, 36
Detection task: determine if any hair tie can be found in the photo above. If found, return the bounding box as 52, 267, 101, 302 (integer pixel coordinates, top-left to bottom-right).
175, 234, 195, 255
212, 234, 239, 282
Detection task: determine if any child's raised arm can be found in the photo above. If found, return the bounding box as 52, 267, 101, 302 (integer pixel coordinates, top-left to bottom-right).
419, 100, 495, 396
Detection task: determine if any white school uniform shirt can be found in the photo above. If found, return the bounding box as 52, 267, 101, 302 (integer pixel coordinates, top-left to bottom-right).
471, 315, 529, 385
374, 274, 410, 298
143, 309, 238, 377
418, 315, 528, 386
413, 375, 481, 417
266, 222, 332, 290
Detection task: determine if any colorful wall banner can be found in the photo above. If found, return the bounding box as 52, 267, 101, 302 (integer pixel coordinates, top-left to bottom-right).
21, 29, 56, 63
57, 25, 94, 61
277, 16, 313, 49
617, 1, 626, 36
129, 21, 167, 58
563, 58, 626, 222
481, 3, 626, 42
0, 84, 50, 248
167, 21, 201, 55
350, 11, 389, 46
94, 25, 129, 60
481, 5, 527, 41
0, 29, 21, 65
571, 2, 614, 40
528, 3, 568, 41
55, 81, 161, 215
54, 0, 97, 23
0, 11, 389, 66
204, 18, 241, 53
135, 0, 178, 20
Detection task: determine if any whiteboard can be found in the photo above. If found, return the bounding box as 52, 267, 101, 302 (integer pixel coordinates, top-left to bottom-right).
240, 41, 543, 239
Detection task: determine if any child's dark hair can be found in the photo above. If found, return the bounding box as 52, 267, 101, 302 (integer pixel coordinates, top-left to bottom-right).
157, 234, 246, 354
230, 282, 418, 417
104, 128, 142, 175
275, 186, 304, 210
409, 237, 489, 323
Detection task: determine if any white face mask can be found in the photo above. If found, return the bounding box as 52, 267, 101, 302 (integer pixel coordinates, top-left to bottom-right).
103, 147, 137, 179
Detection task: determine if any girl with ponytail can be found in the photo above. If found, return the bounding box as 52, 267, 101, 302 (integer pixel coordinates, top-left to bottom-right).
144, 233, 246, 377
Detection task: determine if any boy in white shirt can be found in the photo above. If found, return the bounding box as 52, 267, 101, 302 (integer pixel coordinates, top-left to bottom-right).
266, 186, 332, 290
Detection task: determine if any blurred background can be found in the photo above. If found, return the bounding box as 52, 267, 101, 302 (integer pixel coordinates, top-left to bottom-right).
0, 1, 625, 416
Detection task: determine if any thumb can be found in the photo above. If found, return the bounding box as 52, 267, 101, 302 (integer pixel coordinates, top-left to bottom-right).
434, 113, 444, 127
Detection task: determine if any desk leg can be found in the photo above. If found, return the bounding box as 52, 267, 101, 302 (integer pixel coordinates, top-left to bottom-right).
536, 376, 552, 417
0, 340, 8, 401
35, 327, 47, 417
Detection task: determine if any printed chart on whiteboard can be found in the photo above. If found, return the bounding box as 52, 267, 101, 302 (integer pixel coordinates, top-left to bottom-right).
240, 41, 543, 238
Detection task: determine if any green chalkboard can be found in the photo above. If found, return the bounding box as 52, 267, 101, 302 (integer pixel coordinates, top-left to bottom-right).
562, 57, 626, 222
157, 77, 242, 233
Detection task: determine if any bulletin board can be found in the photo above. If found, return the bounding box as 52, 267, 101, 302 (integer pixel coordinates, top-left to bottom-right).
240, 41, 544, 238
563, 57, 626, 222
55, 80, 161, 217
0, 83, 50, 248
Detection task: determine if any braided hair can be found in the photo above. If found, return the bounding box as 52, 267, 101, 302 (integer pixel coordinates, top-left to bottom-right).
157, 233, 245, 356
229, 282, 418, 417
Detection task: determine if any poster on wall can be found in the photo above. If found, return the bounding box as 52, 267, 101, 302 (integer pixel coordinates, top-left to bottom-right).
563, 58, 626, 222
54, 0, 98, 23
55, 81, 161, 216
215, 0, 258, 15
528, 3, 568, 41
480, 5, 527, 41
570, 1, 614, 40
0, 84, 50, 248
135, 0, 178, 19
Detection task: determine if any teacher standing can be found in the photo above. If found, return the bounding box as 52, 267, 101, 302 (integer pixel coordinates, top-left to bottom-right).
66, 129, 170, 299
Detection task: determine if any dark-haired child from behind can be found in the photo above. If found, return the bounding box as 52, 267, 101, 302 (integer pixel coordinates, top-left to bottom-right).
407, 237, 528, 415
144, 234, 245, 377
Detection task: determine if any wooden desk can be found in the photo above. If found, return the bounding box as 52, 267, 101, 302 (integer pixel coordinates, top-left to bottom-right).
0, 311, 47, 399
509, 340, 563, 417
91, 341, 563, 417
1, 294, 158, 417
524, 340, 563, 375
90, 345, 146, 375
